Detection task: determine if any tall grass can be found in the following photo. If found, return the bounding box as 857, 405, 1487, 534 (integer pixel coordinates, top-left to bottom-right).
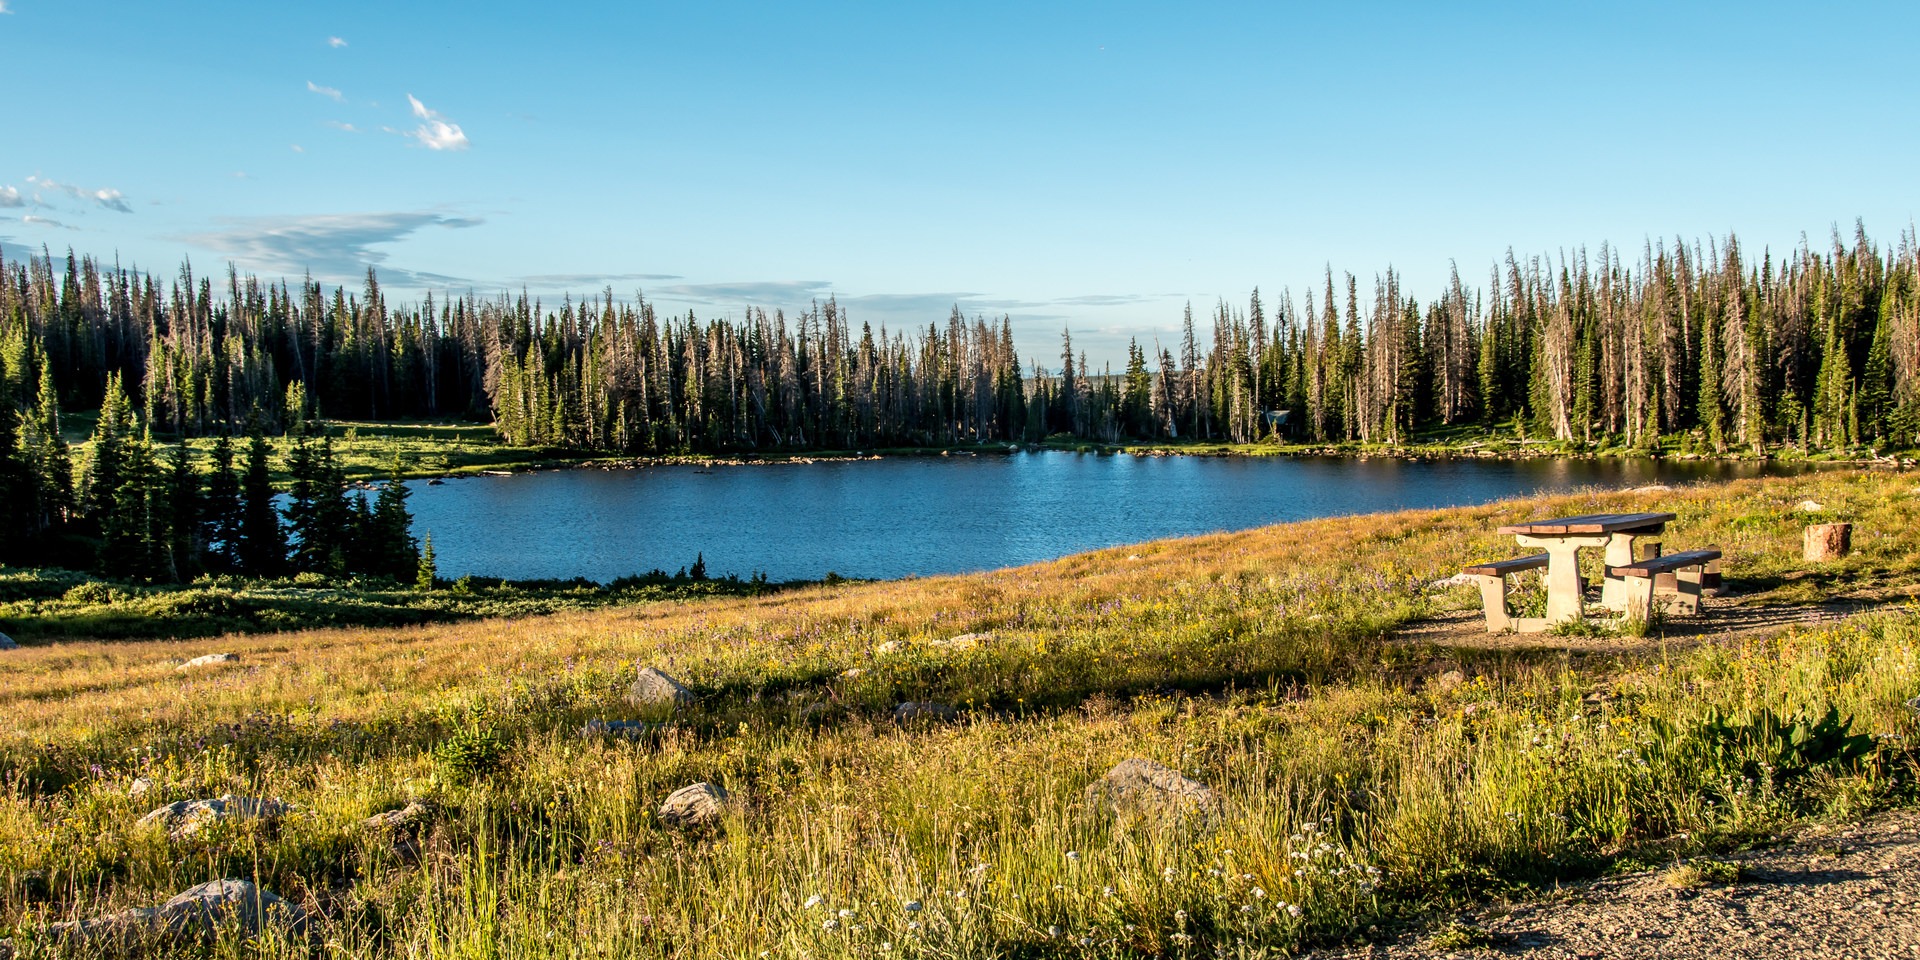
1, 470, 1917, 957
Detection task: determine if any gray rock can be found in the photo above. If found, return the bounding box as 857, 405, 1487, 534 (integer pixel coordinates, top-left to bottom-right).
0, 632, 17, 650
658, 782, 729, 828
43, 878, 303, 947
580, 718, 659, 741
137, 795, 290, 839
626, 667, 695, 710
361, 801, 434, 833
177, 653, 239, 670
128, 776, 155, 799
893, 701, 958, 724
1433, 669, 1467, 691
1087, 758, 1221, 823
929, 632, 992, 651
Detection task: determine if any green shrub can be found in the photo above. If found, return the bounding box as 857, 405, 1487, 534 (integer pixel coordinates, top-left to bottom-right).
434, 728, 508, 784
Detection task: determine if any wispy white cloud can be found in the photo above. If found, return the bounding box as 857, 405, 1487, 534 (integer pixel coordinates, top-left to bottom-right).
0, 3, 13, 14
307, 80, 345, 102
291, 144, 305, 153
649, 280, 835, 307
404, 94, 469, 151
25, 176, 133, 213
517, 272, 685, 287
91, 188, 132, 213
325, 120, 358, 132
327, 36, 347, 48
22, 215, 75, 230
180, 210, 483, 285
0, 186, 21, 208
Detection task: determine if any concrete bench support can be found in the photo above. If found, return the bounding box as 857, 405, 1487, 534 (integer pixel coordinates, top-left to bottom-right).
1463, 554, 1551, 633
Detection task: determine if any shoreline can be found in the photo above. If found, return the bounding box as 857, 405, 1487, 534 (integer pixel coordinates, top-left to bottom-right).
429, 437, 1914, 480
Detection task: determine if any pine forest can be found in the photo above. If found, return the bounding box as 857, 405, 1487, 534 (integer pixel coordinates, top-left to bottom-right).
2, 223, 1918, 579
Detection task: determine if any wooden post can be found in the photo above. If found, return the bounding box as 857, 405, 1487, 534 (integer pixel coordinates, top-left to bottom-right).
1804, 523, 1852, 562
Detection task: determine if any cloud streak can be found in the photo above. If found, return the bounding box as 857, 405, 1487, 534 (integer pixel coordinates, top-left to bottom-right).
0, 186, 22, 208
22, 215, 75, 230
327, 36, 347, 48
307, 81, 344, 102
25, 176, 133, 213
180, 211, 482, 284
405, 95, 469, 151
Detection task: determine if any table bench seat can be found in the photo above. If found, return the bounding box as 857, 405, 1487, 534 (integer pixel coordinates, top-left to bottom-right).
1608, 548, 1721, 617
1462, 554, 1552, 633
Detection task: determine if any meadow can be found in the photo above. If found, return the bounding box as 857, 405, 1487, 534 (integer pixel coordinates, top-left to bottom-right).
1, 469, 1918, 958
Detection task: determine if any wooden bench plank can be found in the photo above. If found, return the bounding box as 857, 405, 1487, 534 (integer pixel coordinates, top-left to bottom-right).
1498, 512, 1675, 535
1463, 554, 1550, 576
1608, 549, 1721, 578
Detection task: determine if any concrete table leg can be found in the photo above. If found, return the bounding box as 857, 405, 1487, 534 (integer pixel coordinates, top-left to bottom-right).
1543, 541, 1585, 626
1600, 532, 1636, 610
1474, 574, 1511, 633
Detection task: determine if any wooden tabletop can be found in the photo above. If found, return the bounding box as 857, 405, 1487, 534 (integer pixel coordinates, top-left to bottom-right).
1497, 512, 1675, 536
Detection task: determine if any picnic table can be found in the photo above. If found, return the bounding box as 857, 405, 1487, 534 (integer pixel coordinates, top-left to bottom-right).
1494, 512, 1674, 627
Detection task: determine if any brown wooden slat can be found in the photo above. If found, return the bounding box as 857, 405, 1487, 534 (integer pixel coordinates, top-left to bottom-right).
1463, 554, 1551, 576
1608, 548, 1721, 578
1498, 512, 1675, 535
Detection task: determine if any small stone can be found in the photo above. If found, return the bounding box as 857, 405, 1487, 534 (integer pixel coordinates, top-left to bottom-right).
659, 782, 729, 828
840, 667, 865, 679
1433, 670, 1466, 691
176, 653, 239, 670
1087, 758, 1221, 823
0, 632, 17, 650
929, 633, 991, 650
128, 777, 154, 799
875, 641, 903, 655
137, 795, 290, 839
626, 667, 695, 710
1798, 499, 1825, 512
893, 701, 958, 724
1429, 573, 1476, 589
362, 801, 434, 832
579, 719, 657, 741
43, 878, 303, 946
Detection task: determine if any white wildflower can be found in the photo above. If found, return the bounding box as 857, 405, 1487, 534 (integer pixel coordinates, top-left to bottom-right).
803, 895, 823, 909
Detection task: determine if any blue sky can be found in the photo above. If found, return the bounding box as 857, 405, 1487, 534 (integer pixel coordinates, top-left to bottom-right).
2, 1, 1916, 367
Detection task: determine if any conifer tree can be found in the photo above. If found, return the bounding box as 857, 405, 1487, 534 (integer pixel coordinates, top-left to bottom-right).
236, 427, 286, 576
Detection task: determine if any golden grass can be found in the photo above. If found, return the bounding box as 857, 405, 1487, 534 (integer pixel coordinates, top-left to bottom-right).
0, 469, 1916, 958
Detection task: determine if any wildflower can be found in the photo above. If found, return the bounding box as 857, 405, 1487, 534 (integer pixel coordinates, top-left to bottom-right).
838, 908, 856, 919
904, 900, 923, 913
1047, 925, 1062, 938
822, 919, 840, 931
1102, 886, 1114, 897
1066, 850, 1080, 861
907, 921, 922, 932
881, 943, 891, 952
1286, 903, 1302, 918
1239, 904, 1254, 914
804, 895, 823, 909
1174, 910, 1187, 924
1251, 887, 1266, 899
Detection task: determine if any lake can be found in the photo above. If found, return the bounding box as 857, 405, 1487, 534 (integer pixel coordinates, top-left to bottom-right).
404, 452, 1810, 583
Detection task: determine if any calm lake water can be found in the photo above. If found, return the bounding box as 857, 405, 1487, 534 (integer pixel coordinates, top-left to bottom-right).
406, 452, 1808, 583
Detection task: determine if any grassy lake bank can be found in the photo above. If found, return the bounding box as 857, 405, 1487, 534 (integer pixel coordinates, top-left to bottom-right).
2, 470, 1918, 957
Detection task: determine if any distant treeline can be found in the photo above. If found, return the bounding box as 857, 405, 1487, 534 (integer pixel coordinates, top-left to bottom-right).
2, 222, 1918, 463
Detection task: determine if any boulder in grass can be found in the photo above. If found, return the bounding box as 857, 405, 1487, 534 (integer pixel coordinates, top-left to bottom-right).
580, 719, 660, 741
929, 632, 992, 651
43, 878, 304, 947
0, 632, 17, 651
361, 801, 434, 833
625, 667, 695, 710
1086, 758, 1221, 824
893, 701, 958, 724
137, 795, 290, 839
658, 782, 729, 828
177, 653, 239, 671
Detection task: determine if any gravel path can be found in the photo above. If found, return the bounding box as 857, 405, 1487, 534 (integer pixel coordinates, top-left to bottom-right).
1310, 809, 1920, 959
